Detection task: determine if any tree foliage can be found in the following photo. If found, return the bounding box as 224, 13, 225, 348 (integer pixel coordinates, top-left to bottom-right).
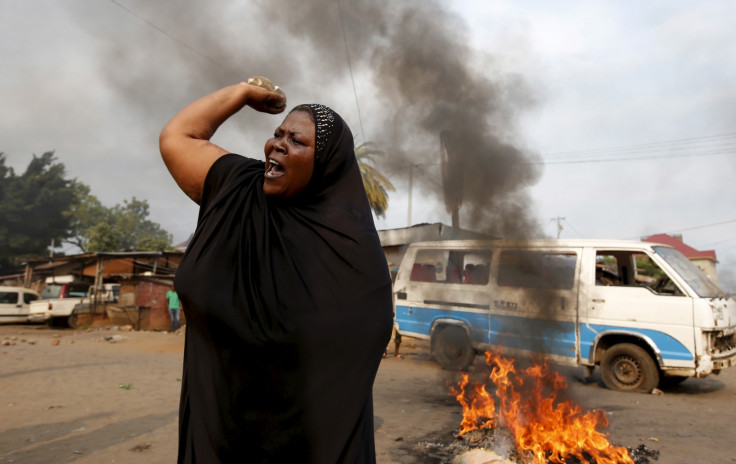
0, 152, 75, 270
355, 141, 395, 218
67, 192, 173, 253
0, 151, 174, 272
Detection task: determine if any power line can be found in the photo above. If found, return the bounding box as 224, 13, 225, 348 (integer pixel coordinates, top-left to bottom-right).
537, 148, 736, 165
536, 132, 736, 165
542, 133, 736, 158
107, 0, 233, 72
627, 218, 736, 240
337, 0, 367, 144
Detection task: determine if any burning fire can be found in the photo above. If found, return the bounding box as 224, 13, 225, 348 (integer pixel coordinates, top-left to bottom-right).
450, 351, 634, 464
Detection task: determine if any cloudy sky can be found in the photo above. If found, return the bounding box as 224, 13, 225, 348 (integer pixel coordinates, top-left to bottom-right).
2, 1, 735, 289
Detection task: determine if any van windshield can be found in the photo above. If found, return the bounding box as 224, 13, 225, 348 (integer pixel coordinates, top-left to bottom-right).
653, 246, 725, 298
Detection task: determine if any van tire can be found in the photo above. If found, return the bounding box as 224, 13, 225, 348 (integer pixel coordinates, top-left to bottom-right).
432, 326, 475, 371
600, 343, 659, 393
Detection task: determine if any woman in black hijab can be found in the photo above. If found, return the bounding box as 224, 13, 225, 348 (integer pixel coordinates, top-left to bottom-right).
160, 82, 393, 463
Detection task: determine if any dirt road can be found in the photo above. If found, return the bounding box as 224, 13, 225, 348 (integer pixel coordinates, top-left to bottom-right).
1, 325, 735, 463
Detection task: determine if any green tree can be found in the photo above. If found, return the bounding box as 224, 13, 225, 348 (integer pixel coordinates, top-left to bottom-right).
81, 197, 173, 252
65, 182, 107, 252
355, 141, 395, 218
0, 152, 75, 270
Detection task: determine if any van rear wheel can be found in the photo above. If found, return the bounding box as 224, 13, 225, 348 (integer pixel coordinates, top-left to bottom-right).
601, 343, 659, 393
432, 326, 475, 371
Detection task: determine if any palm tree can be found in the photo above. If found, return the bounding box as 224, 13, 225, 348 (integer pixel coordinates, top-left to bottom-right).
355, 141, 395, 218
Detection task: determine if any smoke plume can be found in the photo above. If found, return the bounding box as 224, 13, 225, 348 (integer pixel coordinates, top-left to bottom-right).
87, 0, 543, 237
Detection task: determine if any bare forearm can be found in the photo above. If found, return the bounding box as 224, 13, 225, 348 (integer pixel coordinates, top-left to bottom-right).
161, 83, 251, 141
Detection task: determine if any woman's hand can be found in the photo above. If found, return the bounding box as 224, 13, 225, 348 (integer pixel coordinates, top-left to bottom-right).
239, 81, 287, 115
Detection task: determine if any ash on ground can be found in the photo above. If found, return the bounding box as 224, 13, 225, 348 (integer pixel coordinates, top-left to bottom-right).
395, 428, 659, 464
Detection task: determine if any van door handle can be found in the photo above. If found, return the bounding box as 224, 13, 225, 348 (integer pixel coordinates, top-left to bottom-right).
592, 298, 605, 303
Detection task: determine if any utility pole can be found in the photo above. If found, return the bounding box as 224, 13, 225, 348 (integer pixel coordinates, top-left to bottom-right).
407, 164, 413, 227
552, 217, 565, 238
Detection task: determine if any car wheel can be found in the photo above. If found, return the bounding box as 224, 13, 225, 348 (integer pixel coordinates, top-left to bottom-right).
67, 314, 78, 329
600, 343, 659, 392
432, 325, 475, 371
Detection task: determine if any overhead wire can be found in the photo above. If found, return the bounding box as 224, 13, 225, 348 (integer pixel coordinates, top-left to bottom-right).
107, 0, 234, 73
337, 0, 367, 144
537, 133, 736, 166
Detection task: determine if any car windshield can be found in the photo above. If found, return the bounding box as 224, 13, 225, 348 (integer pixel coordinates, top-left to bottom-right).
40, 283, 89, 299
653, 246, 725, 298
41, 285, 62, 299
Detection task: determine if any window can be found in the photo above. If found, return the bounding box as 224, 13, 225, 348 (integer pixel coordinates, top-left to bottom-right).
23, 293, 39, 304
596, 249, 684, 296
0, 292, 19, 304
497, 251, 577, 290
410, 249, 492, 285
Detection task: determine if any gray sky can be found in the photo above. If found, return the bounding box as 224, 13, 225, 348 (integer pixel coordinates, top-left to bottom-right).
2, 1, 735, 289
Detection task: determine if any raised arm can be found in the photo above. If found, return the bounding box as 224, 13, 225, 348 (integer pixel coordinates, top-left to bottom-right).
159, 82, 286, 204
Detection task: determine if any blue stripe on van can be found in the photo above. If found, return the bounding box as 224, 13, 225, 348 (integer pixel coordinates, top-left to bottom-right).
395, 305, 490, 343
489, 314, 576, 358
580, 324, 693, 361
396, 305, 694, 362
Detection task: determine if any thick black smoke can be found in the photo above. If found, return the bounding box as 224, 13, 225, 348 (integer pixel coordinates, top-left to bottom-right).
87, 0, 543, 237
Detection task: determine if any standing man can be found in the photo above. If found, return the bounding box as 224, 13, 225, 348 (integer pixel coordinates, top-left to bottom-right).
165, 287, 181, 333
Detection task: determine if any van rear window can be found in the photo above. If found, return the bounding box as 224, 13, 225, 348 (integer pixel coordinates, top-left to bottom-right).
498, 251, 577, 290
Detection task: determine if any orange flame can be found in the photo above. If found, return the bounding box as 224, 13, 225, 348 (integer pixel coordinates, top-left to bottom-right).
450, 351, 634, 464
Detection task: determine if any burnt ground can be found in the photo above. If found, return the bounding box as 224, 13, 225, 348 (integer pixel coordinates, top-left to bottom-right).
1, 325, 735, 464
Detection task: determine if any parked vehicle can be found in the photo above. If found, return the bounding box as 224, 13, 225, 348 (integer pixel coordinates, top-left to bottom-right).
30, 281, 91, 327
393, 239, 736, 392
0, 286, 41, 323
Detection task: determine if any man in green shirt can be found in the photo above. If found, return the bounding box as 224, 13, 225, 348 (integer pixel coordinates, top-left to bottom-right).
165, 288, 181, 333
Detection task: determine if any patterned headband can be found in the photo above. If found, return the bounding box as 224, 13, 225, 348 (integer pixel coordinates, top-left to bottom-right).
308, 104, 336, 156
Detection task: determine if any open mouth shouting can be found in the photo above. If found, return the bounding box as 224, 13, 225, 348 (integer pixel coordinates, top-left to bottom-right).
265, 157, 285, 179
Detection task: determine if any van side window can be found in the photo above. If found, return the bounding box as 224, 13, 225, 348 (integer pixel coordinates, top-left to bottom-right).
497, 251, 577, 290
23, 292, 39, 304
411, 249, 492, 285
596, 250, 683, 296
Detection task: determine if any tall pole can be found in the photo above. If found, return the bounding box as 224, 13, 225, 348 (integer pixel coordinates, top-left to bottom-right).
553, 216, 565, 238
407, 164, 413, 227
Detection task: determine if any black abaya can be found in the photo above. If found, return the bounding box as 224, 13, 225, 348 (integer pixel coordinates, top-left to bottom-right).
174, 105, 393, 463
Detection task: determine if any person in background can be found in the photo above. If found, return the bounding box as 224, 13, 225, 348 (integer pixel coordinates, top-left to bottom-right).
159, 80, 393, 463
165, 287, 181, 333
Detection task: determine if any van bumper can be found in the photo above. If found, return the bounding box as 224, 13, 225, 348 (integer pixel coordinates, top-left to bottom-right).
712, 352, 736, 370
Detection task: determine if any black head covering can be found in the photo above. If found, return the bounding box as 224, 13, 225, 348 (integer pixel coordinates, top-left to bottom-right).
174, 104, 393, 463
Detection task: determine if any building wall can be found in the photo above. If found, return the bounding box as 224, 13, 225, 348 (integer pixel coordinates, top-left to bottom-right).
692, 258, 719, 284
118, 279, 183, 331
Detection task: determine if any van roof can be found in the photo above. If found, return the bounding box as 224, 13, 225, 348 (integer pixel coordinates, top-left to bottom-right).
407, 238, 673, 250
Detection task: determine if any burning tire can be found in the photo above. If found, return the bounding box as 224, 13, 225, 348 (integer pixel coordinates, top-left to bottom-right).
600, 343, 659, 392
432, 325, 475, 371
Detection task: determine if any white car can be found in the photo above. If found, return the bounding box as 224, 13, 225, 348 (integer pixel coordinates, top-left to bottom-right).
0, 286, 42, 323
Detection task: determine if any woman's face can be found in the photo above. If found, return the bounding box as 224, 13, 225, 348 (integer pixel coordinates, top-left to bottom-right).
263, 110, 316, 198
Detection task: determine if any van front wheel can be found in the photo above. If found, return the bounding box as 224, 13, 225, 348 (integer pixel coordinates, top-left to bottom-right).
432, 326, 475, 371
601, 343, 659, 393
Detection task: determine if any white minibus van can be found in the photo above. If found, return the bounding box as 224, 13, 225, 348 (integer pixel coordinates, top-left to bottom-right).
393, 239, 736, 392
